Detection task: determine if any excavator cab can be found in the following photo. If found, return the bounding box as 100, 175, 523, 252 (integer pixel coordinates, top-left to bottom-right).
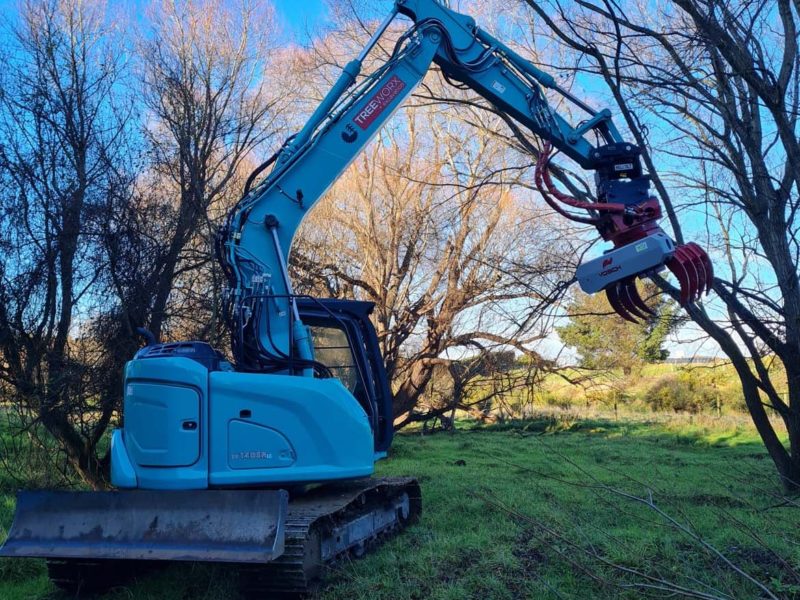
297, 298, 394, 454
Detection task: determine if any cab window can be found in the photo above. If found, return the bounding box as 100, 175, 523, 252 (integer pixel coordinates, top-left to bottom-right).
309, 325, 358, 392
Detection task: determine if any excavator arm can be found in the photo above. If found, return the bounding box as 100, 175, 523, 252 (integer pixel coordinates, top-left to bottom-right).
217, 0, 712, 372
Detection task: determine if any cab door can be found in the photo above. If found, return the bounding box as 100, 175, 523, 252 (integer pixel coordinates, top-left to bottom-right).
296, 298, 394, 453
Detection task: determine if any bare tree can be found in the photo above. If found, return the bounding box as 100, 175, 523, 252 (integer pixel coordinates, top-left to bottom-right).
0, 0, 286, 487
516, 0, 800, 488
0, 0, 130, 487
127, 0, 285, 343
292, 100, 576, 425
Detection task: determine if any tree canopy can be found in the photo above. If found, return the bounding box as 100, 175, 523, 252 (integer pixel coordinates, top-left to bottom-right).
557, 282, 680, 374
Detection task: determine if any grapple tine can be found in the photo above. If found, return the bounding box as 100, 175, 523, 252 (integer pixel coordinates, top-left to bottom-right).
681, 246, 701, 303
691, 244, 709, 300
667, 250, 693, 305
683, 246, 703, 302
688, 242, 714, 294
679, 246, 698, 298
606, 282, 638, 323
684, 245, 706, 302
620, 280, 649, 321
627, 279, 656, 317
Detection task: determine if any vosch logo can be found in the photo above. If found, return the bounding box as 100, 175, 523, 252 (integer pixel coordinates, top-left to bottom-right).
353, 75, 406, 130
599, 256, 620, 277
600, 266, 622, 277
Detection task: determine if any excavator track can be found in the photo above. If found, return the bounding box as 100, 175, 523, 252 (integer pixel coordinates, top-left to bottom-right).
239, 477, 421, 598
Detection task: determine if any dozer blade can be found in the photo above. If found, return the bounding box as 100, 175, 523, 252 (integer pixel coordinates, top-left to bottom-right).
0, 489, 287, 563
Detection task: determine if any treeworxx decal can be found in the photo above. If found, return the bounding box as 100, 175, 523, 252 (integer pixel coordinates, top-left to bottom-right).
353, 75, 406, 130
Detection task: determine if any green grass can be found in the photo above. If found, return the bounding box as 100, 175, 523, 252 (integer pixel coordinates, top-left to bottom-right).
1, 416, 798, 599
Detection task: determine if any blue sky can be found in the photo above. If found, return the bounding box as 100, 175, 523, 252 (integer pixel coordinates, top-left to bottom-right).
275, 0, 330, 41
275, 0, 396, 41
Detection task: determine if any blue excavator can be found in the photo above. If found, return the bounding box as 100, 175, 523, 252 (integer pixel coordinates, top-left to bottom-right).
0, 0, 711, 596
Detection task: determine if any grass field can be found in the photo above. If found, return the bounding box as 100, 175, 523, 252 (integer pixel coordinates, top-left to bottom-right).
1, 414, 798, 599
535, 360, 786, 415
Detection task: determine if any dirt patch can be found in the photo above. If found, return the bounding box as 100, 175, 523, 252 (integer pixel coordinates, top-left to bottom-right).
501, 529, 551, 597
728, 546, 778, 567
436, 548, 481, 585
514, 544, 547, 571
720, 545, 800, 593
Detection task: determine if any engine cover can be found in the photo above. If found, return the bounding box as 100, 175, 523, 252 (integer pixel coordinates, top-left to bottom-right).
112, 354, 375, 490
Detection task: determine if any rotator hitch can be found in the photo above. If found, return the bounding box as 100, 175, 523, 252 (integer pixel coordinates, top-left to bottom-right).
535, 141, 713, 322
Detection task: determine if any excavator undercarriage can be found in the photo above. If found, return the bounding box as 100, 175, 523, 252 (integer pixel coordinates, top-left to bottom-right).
238, 477, 421, 597
6, 478, 420, 597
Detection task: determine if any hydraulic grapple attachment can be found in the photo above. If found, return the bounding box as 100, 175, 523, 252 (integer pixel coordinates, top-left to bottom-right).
575, 234, 714, 323
0, 489, 287, 563
575, 231, 675, 297
535, 141, 713, 322
588, 236, 713, 324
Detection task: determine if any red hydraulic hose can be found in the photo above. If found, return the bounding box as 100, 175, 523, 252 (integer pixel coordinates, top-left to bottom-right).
536, 141, 628, 214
